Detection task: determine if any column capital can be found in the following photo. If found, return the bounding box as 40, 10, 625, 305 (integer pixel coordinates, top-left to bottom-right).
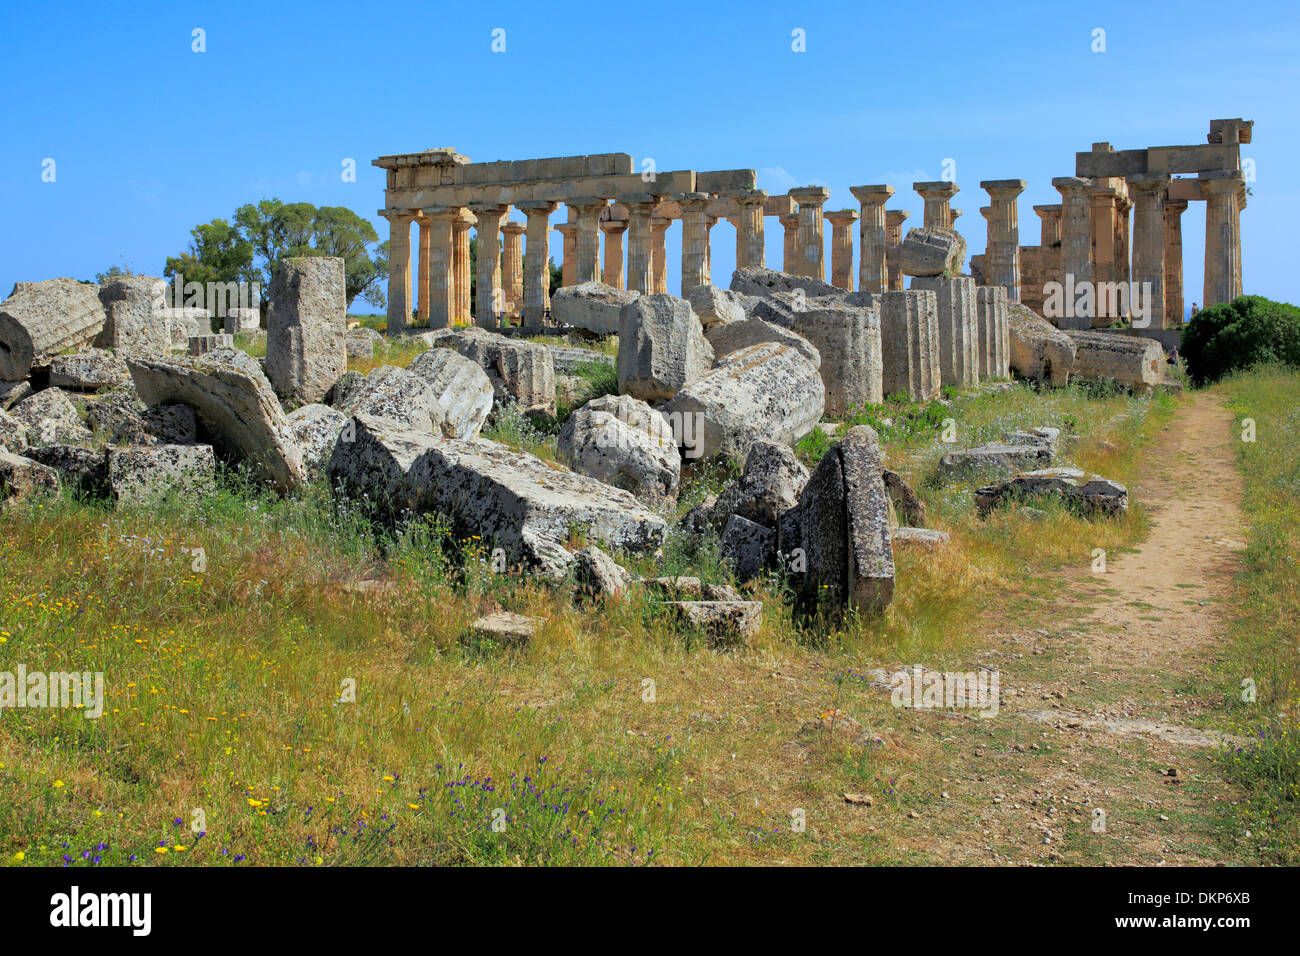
566, 196, 611, 212
467, 202, 508, 215
980, 179, 1027, 199
913, 181, 959, 199
1199, 170, 1246, 195
1033, 204, 1061, 217
733, 188, 769, 207
501, 221, 527, 235
951, 208, 963, 222
516, 200, 558, 214
1164, 198, 1189, 215
885, 209, 911, 227
420, 205, 460, 221
789, 186, 831, 205
599, 219, 629, 234
978, 206, 992, 221
849, 184, 895, 205
553, 222, 578, 234
825, 208, 860, 226
1126, 172, 1171, 194
379, 208, 417, 223
1052, 176, 1092, 196
675, 192, 712, 212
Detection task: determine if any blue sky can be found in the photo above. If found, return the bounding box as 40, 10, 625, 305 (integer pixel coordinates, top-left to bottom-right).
1, 0, 1294, 312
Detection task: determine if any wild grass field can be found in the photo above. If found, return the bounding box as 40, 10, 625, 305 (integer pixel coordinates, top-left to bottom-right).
0, 348, 1294, 867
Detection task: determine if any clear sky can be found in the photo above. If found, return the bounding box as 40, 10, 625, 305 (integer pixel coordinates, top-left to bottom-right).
1, 0, 1294, 312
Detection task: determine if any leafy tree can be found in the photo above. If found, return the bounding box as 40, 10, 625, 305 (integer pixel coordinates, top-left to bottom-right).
94, 264, 135, 284
1182, 295, 1300, 385
163, 218, 256, 288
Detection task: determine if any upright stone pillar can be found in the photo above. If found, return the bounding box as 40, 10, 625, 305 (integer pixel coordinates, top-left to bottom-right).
554, 223, 578, 288
850, 185, 894, 295
1035, 204, 1062, 247
416, 216, 432, 323
569, 198, 608, 285
1116, 194, 1132, 287
453, 210, 473, 323
1126, 173, 1169, 331
381, 210, 414, 332
824, 209, 859, 291
911, 275, 979, 389
678, 193, 712, 294
519, 200, 557, 330
975, 285, 1010, 380
622, 196, 661, 294
780, 214, 801, 274
1201, 171, 1245, 307
866, 289, 940, 402
1089, 184, 1120, 326
885, 210, 910, 291
1052, 177, 1093, 327
1163, 199, 1187, 328
734, 189, 768, 269
600, 219, 627, 289
470, 204, 508, 329
913, 181, 959, 230
420, 207, 457, 331
501, 221, 526, 317
651, 218, 670, 293
980, 179, 1026, 302
789, 187, 831, 279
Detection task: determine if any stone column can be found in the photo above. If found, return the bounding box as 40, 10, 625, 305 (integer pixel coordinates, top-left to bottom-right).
420, 207, 457, 330
734, 189, 768, 269
553, 223, 578, 288
622, 196, 661, 294
980, 179, 1027, 302
469, 204, 507, 328
1088, 185, 1119, 326
824, 209, 859, 290
849, 185, 893, 295
1126, 173, 1169, 331
381, 210, 414, 332
453, 210, 473, 323
913, 181, 959, 230
518, 201, 557, 330
885, 209, 910, 291
790, 186, 831, 279
1201, 171, 1245, 307
416, 216, 432, 323
501, 221, 526, 317
1163, 198, 1187, 328
1116, 194, 1132, 287
780, 214, 800, 274
651, 218, 670, 293
600, 219, 627, 289
568, 198, 608, 285
1035, 204, 1062, 247
1052, 176, 1093, 300
678, 193, 712, 294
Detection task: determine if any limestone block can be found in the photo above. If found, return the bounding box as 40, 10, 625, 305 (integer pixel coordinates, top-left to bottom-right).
189, 333, 234, 355
861, 290, 941, 402
0, 278, 106, 379
96, 276, 171, 356
975, 467, 1128, 516
265, 256, 348, 405
729, 267, 840, 298
48, 348, 131, 391
938, 441, 1053, 480
898, 228, 967, 277
224, 308, 261, 335
719, 513, 777, 580
551, 281, 641, 335
106, 444, 217, 505
685, 285, 746, 327
661, 342, 825, 463
546, 345, 614, 376
453, 331, 556, 415
882, 468, 926, 526
668, 600, 763, 647
572, 545, 632, 600
162, 308, 213, 348
891, 527, 950, 552
286, 403, 349, 475
406, 348, 495, 438
975, 286, 1011, 379
0, 380, 33, 411
712, 440, 810, 530
346, 327, 386, 361
26, 445, 108, 497
910, 275, 979, 389
616, 294, 713, 403
0, 451, 60, 502
0, 408, 28, 453
556, 393, 681, 501
1007, 304, 1076, 386
9, 387, 92, 447
84, 386, 196, 448
468, 612, 542, 646
705, 316, 821, 368
1064, 331, 1166, 391
789, 304, 884, 416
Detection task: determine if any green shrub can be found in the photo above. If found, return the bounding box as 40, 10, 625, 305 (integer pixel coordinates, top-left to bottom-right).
1182, 295, 1300, 385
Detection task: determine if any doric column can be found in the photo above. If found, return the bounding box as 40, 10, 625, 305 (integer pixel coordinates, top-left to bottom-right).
1163, 198, 1187, 328
780, 213, 800, 273
913, 181, 959, 230
381, 210, 414, 332
469, 204, 507, 328
1089, 184, 1120, 324
1115, 194, 1132, 287
419, 207, 457, 330
980, 179, 1027, 301
518, 201, 556, 330
1201, 171, 1245, 307
568, 198, 608, 285
885, 209, 910, 291
501, 221, 526, 317
824, 209, 859, 291
678, 193, 712, 293
789, 186, 830, 279
651, 218, 670, 293
734, 189, 768, 269
1052, 177, 1093, 292
950, 208, 963, 228
453, 210, 473, 323
1126, 173, 1169, 330
850, 185, 894, 294
1035, 204, 1062, 247
416, 216, 432, 323
599, 219, 627, 289
621, 196, 661, 294
553, 222, 577, 288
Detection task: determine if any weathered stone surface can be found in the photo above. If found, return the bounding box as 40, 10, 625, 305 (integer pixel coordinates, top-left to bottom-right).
0, 278, 106, 379
685, 285, 746, 327
325, 414, 666, 575
265, 257, 347, 405
405, 348, 495, 438
0, 408, 28, 453
84, 386, 196, 447
9, 388, 92, 447
975, 467, 1128, 516
551, 281, 640, 335
796, 425, 895, 610
1004, 426, 1061, 455
742, 291, 803, 329
336, 366, 439, 432
897, 227, 966, 277
719, 514, 776, 580
911, 275, 979, 389
661, 342, 824, 463
0, 380, 33, 411
643, 576, 740, 602
1064, 331, 1166, 391
975, 286, 1011, 380
891, 527, 950, 552
938, 441, 1053, 480
323, 370, 364, 408
713, 440, 810, 530
556, 393, 681, 500
106, 444, 217, 504
729, 266, 840, 298
96, 276, 170, 355
224, 308, 261, 335
705, 316, 821, 367
48, 348, 131, 391
790, 304, 884, 416
859, 290, 941, 402
669, 600, 763, 647
453, 331, 556, 415
469, 611, 541, 646
616, 294, 713, 402
27, 444, 108, 497
573, 545, 632, 599
0, 451, 60, 502
286, 403, 348, 475
1008, 304, 1076, 386
189, 333, 234, 355
346, 326, 386, 361
126, 348, 306, 490
882, 468, 926, 526
546, 344, 614, 375
161, 308, 212, 348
